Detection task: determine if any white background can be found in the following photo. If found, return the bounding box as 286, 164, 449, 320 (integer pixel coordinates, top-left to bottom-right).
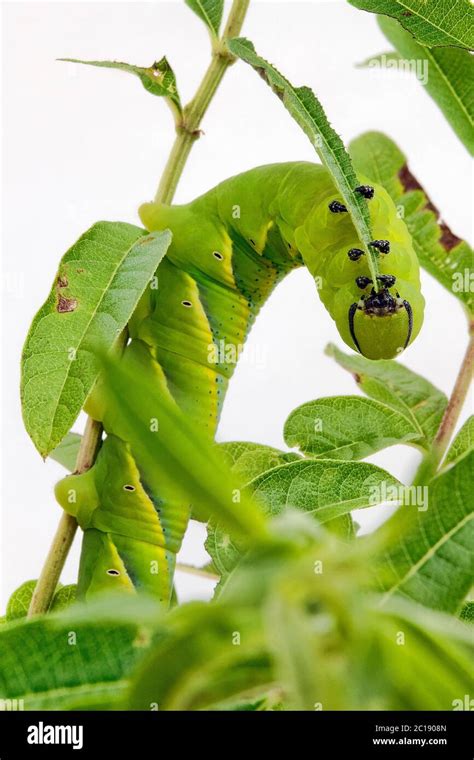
2, 0, 472, 607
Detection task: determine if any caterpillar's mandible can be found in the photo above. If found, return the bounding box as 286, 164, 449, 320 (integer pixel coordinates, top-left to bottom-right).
55, 162, 424, 604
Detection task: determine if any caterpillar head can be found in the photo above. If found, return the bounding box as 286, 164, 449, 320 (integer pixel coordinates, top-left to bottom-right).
297, 180, 425, 360
346, 276, 421, 360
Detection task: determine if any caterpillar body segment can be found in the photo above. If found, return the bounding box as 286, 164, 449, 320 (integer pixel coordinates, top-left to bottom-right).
55, 162, 424, 603
140, 161, 424, 360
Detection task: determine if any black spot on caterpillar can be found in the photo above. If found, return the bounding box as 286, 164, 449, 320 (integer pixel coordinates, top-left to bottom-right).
377, 274, 396, 287
348, 248, 364, 261
370, 239, 391, 254
328, 200, 348, 213
356, 276, 373, 289
355, 185, 374, 199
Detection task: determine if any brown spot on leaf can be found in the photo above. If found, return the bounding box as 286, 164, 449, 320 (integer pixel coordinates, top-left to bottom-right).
57, 275, 68, 288
57, 296, 78, 313
76, 268, 84, 274
254, 66, 284, 99
353, 373, 361, 383
398, 164, 461, 252
401, 11, 413, 17
398, 164, 421, 193
398, 164, 438, 213
439, 223, 461, 251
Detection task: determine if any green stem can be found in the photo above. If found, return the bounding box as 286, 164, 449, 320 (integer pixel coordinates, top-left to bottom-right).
154, 0, 250, 204
27, 417, 102, 617
412, 324, 474, 486
27, 0, 251, 618
176, 562, 219, 581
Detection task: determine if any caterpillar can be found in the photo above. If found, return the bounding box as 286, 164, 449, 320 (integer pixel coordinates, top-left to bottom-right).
55, 161, 424, 604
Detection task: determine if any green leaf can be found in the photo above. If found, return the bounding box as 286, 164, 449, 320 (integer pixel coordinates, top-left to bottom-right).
380, 451, 474, 612
205, 524, 245, 583
21, 225, 171, 457
5, 581, 77, 621
460, 601, 474, 623
127, 603, 271, 710
219, 441, 301, 482
49, 432, 82, 471
0, 598, 156, 709
373, 599, 474, 709
6, 581, 38, 622
249, 459, 401, 524
348, 0, 474, 50
206, 443, 300, 586
265, 592, 320, 711
376, 15, 474, 153
185, 0, 223, 37
219, 519, 474, 710
227, 37, 380, 284
349, 130, 474, 314
208, 458, 398, 585
284, 395, 422, 459
444, 416, 474, 468
326, 343, 447, 446
50, 585, 77, 611
59, 56, 182, 116
100, 351, 268, 542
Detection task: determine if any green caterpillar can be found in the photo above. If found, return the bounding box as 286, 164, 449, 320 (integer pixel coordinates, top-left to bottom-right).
55, 161, 424, 604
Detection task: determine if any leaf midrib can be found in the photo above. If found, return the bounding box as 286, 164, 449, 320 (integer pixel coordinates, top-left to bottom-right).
288, 88, 373, 247
189, 0, 218, 34
391, 0, 469, 48
383, 510, 474, 602
427, 47, 473, 130
252, 461, 400, 514
3, 679, 129, 707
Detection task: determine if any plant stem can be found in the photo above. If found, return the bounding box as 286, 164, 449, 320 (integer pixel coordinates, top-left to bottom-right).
27, 417, 102, 617
154, 0, 250, 203
176, 562, 219, 581
27, 0, 251, 618
413, 323, 474, 486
